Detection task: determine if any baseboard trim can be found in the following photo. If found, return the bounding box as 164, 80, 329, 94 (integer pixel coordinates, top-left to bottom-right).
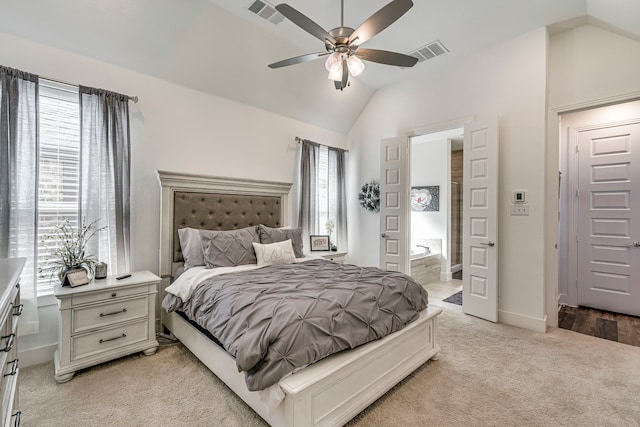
19, 343, 56, 368
499, 310, 547, 333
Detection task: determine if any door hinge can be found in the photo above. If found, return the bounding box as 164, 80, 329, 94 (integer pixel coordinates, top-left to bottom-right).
575, 189, 579, 198
576, 280, 578, 288
575, 144, 579, 153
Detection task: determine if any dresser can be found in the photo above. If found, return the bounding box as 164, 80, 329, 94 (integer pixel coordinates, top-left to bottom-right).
53, 271, 160, 383
0, 258, 25, 427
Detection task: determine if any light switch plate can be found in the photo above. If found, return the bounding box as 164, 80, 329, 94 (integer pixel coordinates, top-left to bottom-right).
510, 204, 529, 216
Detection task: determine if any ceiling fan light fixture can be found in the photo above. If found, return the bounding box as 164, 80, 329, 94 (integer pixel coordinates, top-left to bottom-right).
347, 55, 365, 77
327, 63, 344, 81
270, 0, 417, 91
324, 52, 342, 72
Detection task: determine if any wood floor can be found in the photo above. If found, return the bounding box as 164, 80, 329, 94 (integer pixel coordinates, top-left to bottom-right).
558, 305, 640, 347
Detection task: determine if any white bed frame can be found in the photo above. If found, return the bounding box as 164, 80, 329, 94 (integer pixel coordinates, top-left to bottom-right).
157, 171, 442, 427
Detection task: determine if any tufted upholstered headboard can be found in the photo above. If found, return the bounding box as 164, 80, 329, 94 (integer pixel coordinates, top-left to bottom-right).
158, 170, 293, 277
172, 191, 282, 263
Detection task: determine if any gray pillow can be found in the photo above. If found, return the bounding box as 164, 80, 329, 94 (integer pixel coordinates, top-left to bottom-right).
200, 226, 260, 268
177, 227, 206, 270
257, 225, 304, 258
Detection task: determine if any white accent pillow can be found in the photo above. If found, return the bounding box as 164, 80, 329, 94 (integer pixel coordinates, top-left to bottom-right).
177, 227, 205, 270
252, 239, 296, 267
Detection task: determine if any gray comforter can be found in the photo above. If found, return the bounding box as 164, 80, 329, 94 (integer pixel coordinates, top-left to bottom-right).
163, 258, 428, 391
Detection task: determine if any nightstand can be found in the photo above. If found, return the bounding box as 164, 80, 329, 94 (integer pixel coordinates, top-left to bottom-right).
311, 251, 348, 264
53, 271, 160, 383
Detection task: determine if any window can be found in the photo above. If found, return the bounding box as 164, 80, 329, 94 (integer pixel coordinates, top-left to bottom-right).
298, 140, 347, 251
36, 80, 81, 295
315, 145, 337, 236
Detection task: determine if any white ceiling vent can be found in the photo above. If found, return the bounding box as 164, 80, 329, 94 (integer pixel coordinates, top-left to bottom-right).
247, 0, 284, 25
408, 40, 449, 64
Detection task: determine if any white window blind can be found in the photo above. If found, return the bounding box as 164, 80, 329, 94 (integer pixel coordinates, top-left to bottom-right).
36, 80, 81, 295
316, 146, 337, 236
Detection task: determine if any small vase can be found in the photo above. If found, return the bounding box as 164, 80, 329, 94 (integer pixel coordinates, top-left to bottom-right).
58, 266, 71, 282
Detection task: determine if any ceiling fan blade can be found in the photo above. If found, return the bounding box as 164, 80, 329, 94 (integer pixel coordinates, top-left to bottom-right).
268, 52, 328, 69
349, 0, 413, 46
276, 4, 336, 45
356, 48, 418, 67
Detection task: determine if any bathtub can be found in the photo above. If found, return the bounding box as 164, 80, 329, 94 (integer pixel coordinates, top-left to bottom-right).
410, 251, 441, 285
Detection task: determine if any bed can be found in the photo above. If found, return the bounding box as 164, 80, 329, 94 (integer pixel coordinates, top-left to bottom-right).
157, 170, 441, 427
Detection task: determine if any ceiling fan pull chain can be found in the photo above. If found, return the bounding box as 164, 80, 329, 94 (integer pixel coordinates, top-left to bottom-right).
341, 0, 344, 27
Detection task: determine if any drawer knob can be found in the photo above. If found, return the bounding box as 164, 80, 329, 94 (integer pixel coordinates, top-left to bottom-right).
100, 308, 127, 317
111, 293, 117, 298
99, 333, 126, 344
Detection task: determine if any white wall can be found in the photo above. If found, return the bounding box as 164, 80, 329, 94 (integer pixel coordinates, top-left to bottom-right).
347, 28, 549, 331
410, 137, 449, 270
1, 31, 346, 365
545, 25, 640, 325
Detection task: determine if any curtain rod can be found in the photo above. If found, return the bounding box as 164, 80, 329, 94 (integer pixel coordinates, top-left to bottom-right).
295, 136, 348, 152
40, 75, 139, 103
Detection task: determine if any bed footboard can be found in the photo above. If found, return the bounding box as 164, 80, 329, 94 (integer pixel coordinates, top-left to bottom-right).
164, 306, 441, 427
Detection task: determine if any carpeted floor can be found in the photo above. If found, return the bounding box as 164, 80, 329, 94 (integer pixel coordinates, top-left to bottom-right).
21, 307, 640, 426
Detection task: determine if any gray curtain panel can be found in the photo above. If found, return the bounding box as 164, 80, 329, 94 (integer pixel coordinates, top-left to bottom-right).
0, 65, 40, 335
333, 147, 348, 251
79, 86, 131, 275
297, 140, 319, 250
297, 139, 348, 251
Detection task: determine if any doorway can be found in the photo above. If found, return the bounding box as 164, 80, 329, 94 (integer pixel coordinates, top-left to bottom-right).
379, 118, 498, 322
409, 128, 464, 285
558, 99, 640, 317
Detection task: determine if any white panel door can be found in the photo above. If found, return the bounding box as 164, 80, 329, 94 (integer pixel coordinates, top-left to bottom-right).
463, 119, 499, 322
577, 121, 640, 316
379, 137, 409, 273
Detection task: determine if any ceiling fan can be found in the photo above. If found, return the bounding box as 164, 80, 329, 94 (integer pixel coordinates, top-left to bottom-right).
268, 0, 418, 90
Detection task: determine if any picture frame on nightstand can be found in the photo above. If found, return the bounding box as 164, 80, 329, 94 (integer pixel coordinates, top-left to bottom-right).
310, 235, 330, 251
62, 268, 90, 287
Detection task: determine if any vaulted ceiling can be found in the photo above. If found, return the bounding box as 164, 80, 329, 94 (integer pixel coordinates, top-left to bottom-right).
1, 0, 638, 134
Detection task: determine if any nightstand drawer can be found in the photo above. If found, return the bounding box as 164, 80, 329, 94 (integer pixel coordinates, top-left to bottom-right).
71, 284, 149, 306
71, 320, 149, 361
72, 296, 149, 333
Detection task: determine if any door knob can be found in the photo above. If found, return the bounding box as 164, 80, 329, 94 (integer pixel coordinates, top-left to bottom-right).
481, 241, 495, 247
629, 241, 640, 247
381, 233, 388, 238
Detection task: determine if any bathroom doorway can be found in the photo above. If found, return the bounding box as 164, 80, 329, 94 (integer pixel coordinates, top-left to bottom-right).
409, 128, 464, 286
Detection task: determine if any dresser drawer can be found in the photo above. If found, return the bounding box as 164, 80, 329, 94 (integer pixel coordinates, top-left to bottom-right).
71, 284, 150, 306
1, 360, 18, 426
71, 320, 149, 361
72, 296, 149, 334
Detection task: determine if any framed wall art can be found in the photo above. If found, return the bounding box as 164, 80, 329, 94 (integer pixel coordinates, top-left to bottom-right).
410, 186, 440, 211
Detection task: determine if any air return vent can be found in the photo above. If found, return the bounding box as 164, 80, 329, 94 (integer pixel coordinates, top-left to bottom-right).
247, 0, 284, 24
408, 40, 449, 64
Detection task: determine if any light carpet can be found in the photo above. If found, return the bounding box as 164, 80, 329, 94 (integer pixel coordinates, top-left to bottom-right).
22, 306, 640, 426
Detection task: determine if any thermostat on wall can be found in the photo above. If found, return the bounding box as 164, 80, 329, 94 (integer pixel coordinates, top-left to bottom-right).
512, 190, 527, 203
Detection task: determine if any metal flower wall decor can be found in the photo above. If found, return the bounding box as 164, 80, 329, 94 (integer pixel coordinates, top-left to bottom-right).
359, 181, 380, 212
